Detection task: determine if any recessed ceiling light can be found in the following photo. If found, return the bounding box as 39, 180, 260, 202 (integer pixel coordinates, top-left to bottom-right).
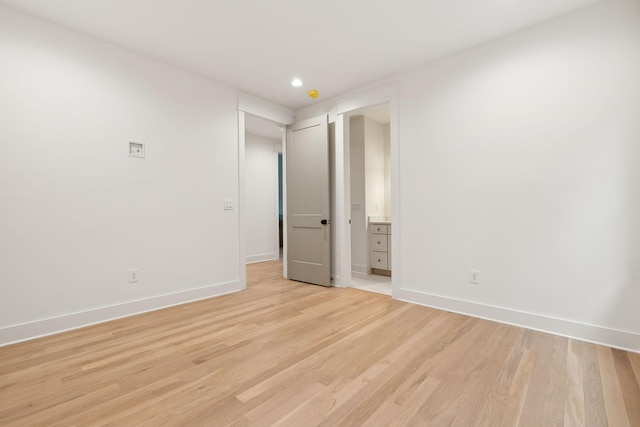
291, 78, 302, 87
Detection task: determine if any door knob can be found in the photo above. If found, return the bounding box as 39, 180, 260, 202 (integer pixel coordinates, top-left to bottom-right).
321, 219, 329, 225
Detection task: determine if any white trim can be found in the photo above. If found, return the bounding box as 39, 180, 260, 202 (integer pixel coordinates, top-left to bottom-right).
334, 84, 398, 117
247, 253, 279, 264
351, 271, 369, 278
281, 127, 288, 278
238, 97, 290, 280
333, 114, 350, 287
389, 98, 401, 297
395, 288, 640, 354
332, 84, 399, 293
238, 110, 247, 289
332, 275, 345, 288
0, 280, 242, 347
273, 150, 281, 262
351, 264, 368, 274
238, 96, 295, 125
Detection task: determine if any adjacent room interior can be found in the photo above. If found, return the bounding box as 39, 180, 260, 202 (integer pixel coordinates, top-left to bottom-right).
244, 114, 284, 264
349, 104, 393, 296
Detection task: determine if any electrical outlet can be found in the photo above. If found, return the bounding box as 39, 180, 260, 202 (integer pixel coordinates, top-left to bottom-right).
128, 268, 139, 283
224, 199, 234, 210
470, 269, 480, 285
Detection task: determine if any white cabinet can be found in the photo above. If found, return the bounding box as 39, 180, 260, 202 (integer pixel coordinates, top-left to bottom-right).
369, 221, 391, 274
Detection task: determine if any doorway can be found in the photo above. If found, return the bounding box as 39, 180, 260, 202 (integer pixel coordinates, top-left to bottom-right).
278, 153, 283, 258
244, 114, 284, 265
348, 103, 392, 296
238, 89, 398, 292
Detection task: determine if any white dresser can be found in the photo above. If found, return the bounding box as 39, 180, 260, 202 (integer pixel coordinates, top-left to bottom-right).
369, 221, 391, 274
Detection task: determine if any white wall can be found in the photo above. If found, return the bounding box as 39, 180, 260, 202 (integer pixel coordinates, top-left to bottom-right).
383, 124, 391, 218
364, 118, 386, 219
397, 0, 640, 350
350, 117, 367, 273
0, 6, 242, 345
350, 116, 390, 274
245, 133, 279, 263
349, 115, 391, 274
329, 122, 338, 280
298, 0, 640, 351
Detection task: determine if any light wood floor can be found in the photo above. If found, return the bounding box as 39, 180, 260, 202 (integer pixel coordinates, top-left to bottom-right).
1, 260, 639, 426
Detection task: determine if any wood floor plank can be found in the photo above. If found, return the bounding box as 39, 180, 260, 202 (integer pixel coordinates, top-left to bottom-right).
361, 376, 440, 427
271, 309, 449, 426
316, 314, 476, 427
0, 259, 638, 426
564, 340, 586, 427
464, 327, 527, 427
446, 326, 523, 427
541, 336, 568, 426
147, 291, 406, 426
629, 352, 640, 391
407, 322, 512, 426
583, 343, 609, 427
244, 381, 326, 427
235, 303, 414, 404
597, 346, 631, 427
499, 349, 538, 427
611, 349, 640, 427
518, 332, 556, 426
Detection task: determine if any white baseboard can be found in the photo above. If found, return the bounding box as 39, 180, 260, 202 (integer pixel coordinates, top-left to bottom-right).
351, 271, 368, 278
332, 275, 345, 288
395, 288, 640, 354
0, 280, 242, 347
351, 264, 368, 275
246, 253, 279, 264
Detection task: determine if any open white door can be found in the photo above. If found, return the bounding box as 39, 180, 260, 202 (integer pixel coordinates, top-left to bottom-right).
286, 115, 331, 286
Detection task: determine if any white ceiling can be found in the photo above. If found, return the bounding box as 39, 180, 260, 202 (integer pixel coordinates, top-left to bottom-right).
0, 0, 602, 110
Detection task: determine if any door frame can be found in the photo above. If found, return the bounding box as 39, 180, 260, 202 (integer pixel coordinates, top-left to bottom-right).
237, 97, 295, 288
237, 86, 399, 294
332, 85, 400, 296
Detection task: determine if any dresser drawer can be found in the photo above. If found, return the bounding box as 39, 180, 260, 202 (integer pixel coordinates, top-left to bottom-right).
370, 224, 388, 234
370, 252, 389, 270
369, 234, 388, 253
